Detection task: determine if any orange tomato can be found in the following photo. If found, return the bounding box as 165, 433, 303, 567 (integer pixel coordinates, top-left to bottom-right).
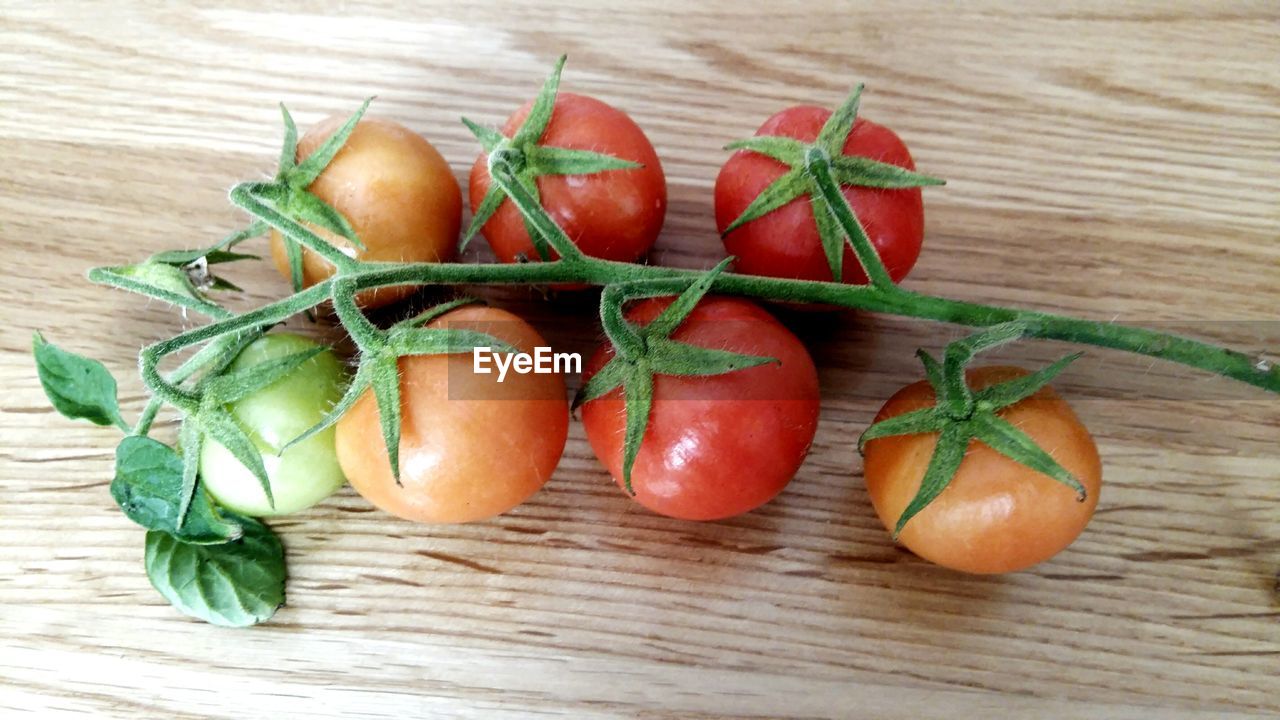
862, 366, 1101, 574
269, 116, 461, 308
335, 305, 568, 523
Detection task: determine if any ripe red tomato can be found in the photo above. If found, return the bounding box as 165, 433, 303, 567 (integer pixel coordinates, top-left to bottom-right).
714, 106, 924, 284
580, 296, 820, 520
468, 92, 666, 264
269, 116, 461, 308
862, 366, 1102, 574
335, 305, 569, 523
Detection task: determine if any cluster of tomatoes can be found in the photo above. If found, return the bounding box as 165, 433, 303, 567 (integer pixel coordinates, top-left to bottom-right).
200, 77, 1100, 575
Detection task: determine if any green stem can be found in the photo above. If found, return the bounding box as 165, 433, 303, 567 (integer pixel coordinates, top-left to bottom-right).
153, 182, 1279, 408
805, 147, 895, 289
229, 184, 359, 274
335, 259, 1279, 394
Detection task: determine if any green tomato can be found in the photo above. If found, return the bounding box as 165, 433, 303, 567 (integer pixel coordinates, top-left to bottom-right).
200, 333, 348, 516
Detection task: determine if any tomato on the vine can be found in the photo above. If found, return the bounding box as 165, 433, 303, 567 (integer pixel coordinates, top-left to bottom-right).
715, 106, 924, 284
269, 116, 461, 308
469, 93, 666, 264
862, 366, 1102, 574
200, 333, 349, 517
335, 305, 569, 524
580, 296, 820, 521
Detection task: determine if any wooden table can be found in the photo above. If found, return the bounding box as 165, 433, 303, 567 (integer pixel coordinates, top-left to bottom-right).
2, 2, 1277, 717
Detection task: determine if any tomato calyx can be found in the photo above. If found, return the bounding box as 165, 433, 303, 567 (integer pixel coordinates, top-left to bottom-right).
576, 258, 780, 494
460, 55, 644, 260
722, 85, 945, 286
858, 321, 1088, 537
242, 100, 375, 299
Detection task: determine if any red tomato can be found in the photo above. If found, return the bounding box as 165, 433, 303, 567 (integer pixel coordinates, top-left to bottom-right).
469, 92, 666, 264
580, 297, 820, 520
862, 366, 1102, 573
335, 305, 569, 523
714, 106, 924, 284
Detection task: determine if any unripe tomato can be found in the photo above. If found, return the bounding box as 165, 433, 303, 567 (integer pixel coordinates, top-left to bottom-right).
863, 366, 1102, 574
468, 93, 666, 265
200, 334, 349, 517
269, 116, 461, 308
335, 305, 569, 523
580, 297, 820, 520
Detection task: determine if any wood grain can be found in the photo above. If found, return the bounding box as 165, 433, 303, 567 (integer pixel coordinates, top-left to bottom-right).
1, 1, 1277, 717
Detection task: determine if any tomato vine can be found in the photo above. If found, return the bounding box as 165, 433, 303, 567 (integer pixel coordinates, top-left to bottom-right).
31, 56, 1279, 626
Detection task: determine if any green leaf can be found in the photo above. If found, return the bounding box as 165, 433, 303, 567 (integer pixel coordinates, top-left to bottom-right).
278, 361, 372, 455
816, 84, 864, 156
388, 328, 516, 356
198, 408, 274, 509
572, 355, 629, 410
721, 168, 807, 236
806, 154, 892, 288
147, 222, 267, 267
857, 407, 947, 454
284, 235, 305, 295
515, 170, 553, 261
893, 422, 971, 537
620, 368, 654, 495
940, 321, 1027, 416
110, 436, 241, 544
643, 258, 734, 339
150, 249, 259, 267
202, 346, 326, 404
369, 355, 403, 482
512, 55, 567, 146
33, 333, 128, 431
144, 514, 285, 627
461, 182, 506, 251
461, 116, 506, 153
290, 97, 372, 187
976, 353, 1083, 410
725, 136, 808, 165
176, 420, 203, 530
524, 145, 642, 176
969, 412, 1087, 500
278, 103, 299, 172
398, 298, 483, 329
287, 190, 361, 249
831, 155, 945, 189
646, 338, 776, 377
810, 192, 846, 282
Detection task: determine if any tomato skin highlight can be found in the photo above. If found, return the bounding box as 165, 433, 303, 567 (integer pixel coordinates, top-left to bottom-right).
200, 333, 349, 517
714, 106, 924, 285
862, 366, 1102, 574
269, 115, 461, 308
580, 297, 820, 521
335, 305, 569, 524
469, 92, 666, 265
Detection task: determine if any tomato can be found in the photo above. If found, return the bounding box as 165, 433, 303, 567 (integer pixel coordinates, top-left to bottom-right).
468, 92, 666, 264
862, 366, 1102, 574
580, 297, 820, 520
200, 333, 348, 516
714, 106, 924, 284
335, 305, 569, 523
269, 116, 461, 308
